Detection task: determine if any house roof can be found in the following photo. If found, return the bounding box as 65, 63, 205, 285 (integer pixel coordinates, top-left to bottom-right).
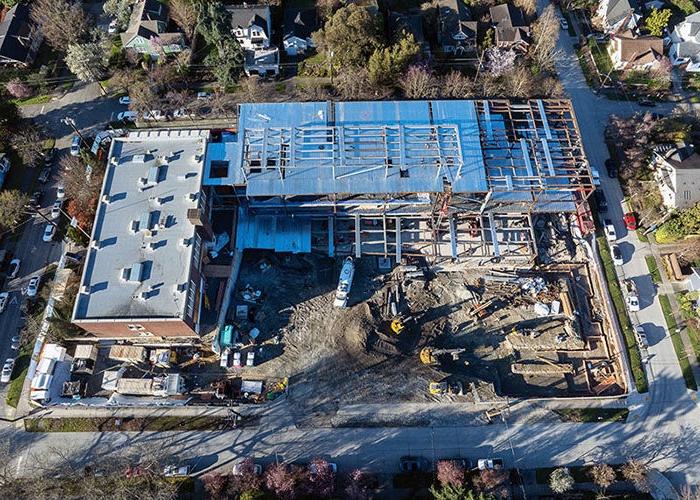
73, 129, 209, 322
615, 33, 663, 63
437, 0, 477, 43
490, 3, 527, 28
663, 143, 700, 170
245, 46, 279, 66
283, 8, 318, 40
121, 0, 178, 47
388, 11, 428, 46
605, 0, 638, 25
0, 4, 34, 64
226, 5, 271, 36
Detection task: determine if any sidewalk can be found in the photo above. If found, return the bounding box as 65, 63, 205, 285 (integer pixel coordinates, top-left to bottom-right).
648, 244, 700, 387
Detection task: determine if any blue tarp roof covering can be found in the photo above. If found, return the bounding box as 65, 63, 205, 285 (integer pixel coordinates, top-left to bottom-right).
215, 100, 489, 196
235, 208, 311, 253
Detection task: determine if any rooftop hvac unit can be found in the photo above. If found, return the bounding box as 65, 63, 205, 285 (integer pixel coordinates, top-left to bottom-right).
194, 154, 203, 162
102, 194, 110, 204
140, 291, 149, 300
156, 197, 166, 205
133, 154, 146, 164
176, 283, 187, 292
180, 237, 191, 247
148, 241, 157, 251
130, 220, 139, 233
91, 240, 100, 250
138, 177, 148, 186
80, 285, 90, 294
143, 229, 153, 238
188, 192, 197, 202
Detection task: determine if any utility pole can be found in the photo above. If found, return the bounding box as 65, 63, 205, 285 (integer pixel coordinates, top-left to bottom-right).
62, 117, 86, 146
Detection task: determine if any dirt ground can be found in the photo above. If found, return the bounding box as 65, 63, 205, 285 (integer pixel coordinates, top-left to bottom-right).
226, 245, 621, 422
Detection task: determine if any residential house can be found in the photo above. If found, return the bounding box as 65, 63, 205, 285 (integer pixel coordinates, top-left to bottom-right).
72, 129, 211, 339
120, 0, 185, 59
389, 11, 430, 56
608, 32, 663, 70
596, 0, 641, 34
437, 0, 477, 56
283, 8, 318, 57
0, 3, 42, 66
669, 12, 700, 72
227, 5, 279, 76
652, 142, 700, 210
489, 4, 531, 52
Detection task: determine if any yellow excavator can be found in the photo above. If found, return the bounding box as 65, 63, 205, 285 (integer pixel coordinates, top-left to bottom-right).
390, 318, 405, 335
419, 347, 466, 366
428, 380, 464, 395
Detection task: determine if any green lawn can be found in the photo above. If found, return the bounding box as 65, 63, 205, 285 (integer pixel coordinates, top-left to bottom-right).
576, 49, 597, 88
554, 408, 629, 423
25, 415, 239, 432
597, 237, 648, 393
686, 321, 700, 363
636, 229, 649, 243
11, 94, 53, 106
659, 294, 697, 391
589, 39, 614, 77
645, 255, 661, 284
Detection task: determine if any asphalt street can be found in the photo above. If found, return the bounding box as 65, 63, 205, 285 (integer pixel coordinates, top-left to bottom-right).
2, 32, 700, 488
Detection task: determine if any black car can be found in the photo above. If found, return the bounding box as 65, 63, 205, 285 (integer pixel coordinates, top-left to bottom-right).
594, 189, 608, 212
25, 190, 42, 209
605, 159, 617, 178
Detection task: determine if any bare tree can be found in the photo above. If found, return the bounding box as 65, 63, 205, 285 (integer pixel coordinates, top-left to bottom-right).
230, 458, 263, 494
264, 463, 297, 500
680, 485, 700, 500
621, 459, 650, 493
400, 65, 437, 99
514, 0, 537, 16
129, 79, 162, 119
236, 76, 272, 103
61, 155, 103, 229
209, 91, 238, 120
11, 124, 46, 167
440, 71, 475, 98
501, 65, 533, 97
486, 48, 516, 77
436, 460, 465, 488
590, 463, 616, 496
549, 467, 575, 494
295, 82, 332, 101
203, 473, 228, 499
6, 79, 32, 99
30, 0, 90, 51
334, 67, 391, 100
475, 469, 509, 496
530, 5, 561, 72
343, 469, 374, 500
169, 0, 198, 41
307, 458, 336, 497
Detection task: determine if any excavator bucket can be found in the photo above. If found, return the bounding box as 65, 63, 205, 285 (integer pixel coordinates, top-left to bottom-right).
390, 319, 405, 335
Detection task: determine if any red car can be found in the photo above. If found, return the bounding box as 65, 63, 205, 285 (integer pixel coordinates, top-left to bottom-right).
623, 212, 637, 230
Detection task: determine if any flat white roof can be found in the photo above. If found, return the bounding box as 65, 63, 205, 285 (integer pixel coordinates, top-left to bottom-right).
73, 129, 209, 322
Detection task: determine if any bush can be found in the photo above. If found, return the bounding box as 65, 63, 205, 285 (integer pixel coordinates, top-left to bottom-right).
6, 79, 32, 99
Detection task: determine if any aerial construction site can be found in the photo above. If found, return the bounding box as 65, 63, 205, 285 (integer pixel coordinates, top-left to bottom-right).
202, 99, 626, 415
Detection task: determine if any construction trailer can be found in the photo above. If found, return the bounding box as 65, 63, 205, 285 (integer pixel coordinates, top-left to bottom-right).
204, 99, 594, 263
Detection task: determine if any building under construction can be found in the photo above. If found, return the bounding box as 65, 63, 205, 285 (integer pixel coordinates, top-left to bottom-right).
204, 99, 594, 262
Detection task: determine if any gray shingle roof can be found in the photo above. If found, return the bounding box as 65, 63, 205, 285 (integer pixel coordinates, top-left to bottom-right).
0, 4, 35, 64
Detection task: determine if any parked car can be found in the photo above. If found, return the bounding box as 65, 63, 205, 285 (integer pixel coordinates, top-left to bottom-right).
56, 186, 65, 200
623, 212, 637, 230
27, 275, 40, 295
1, 358, 14, 383
0, 292, 8, 313
118, 95, 130, 105
626, 295, 640, 312
399, 456, 430, 473
163, 465, 191, 477
635, 325, 649, 348
232, 461, 263, 476
51, 201, 62, 220
477, 458, 504, 470
605, 159, 617, 178
117, 111, 138, 122
559, 17, 568, 30
604, 219, 617, 241
42, 224, 55, 242
26, 190, 42, 209
38, 167, 52, 183
612, 244, 623, 266
173, 108, 195, 119
43, 148, 56, 166
10, 336, 20, 351
108, 19, 118, 33
197, 91, 212, 99
7, 258, 20, 279
70, 135, 81, 156
594, 189, 608, 212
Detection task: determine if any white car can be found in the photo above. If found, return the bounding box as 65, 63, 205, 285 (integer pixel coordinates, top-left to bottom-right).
10, 336, 20, 351
0, 292, 8, 313
626, 295, 640, 312
108, 20, 118, 33
26, 276, 40, 297
163, 465, 191, 477
196, 91, 212, 99
118, 96, 131, 105
559, 17, 568, 30
173, 108, 195, 119
477, 458, 504, 470
7, 258, 20, 279
56, 186, 65, 200
604, 220, 617, 242
117, 111, 138, 122
232, 461, 263, 476
43, 224, 56, 242
1, 359, 14, 383
51, 201, 62, 220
